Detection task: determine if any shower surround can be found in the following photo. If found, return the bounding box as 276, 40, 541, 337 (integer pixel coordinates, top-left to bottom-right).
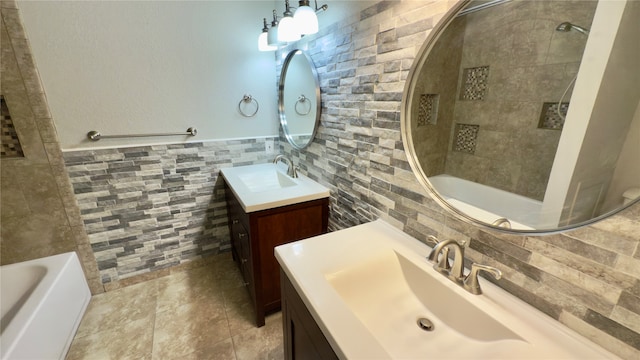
413, 0, 598, 201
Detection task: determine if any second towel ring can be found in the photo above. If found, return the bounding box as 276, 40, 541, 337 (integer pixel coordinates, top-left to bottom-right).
294, 94, 312, 116
238, 94, 259, 117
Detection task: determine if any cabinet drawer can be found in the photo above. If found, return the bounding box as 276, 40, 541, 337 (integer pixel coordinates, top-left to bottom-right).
232, 221, 254, 286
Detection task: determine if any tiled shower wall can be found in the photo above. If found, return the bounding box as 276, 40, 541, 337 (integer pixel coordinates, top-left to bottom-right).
277, 1, 640, 358
63, 139, 277, 284
0, 1, 102, 293
444, 0, 598, 201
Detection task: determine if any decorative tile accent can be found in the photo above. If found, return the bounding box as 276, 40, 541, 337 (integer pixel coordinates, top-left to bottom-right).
417, 94, 439, 126
63, 138, 277, 283
1, 96, 25, 158
539, 102, 568, 130
460, 66, 490, 101
453, 124, 480, 153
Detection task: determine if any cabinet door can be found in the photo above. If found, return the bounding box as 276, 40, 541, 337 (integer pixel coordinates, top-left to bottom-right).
254, 203, 326, 310
281, 270, 338, 360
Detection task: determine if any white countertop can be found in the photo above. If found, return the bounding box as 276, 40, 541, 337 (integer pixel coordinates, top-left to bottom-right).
275, 219, 618, 359
220, 162, 330, 213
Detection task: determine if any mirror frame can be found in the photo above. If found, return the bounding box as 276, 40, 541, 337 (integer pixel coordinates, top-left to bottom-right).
401, 0, 639, 235
278, 49, 321, 150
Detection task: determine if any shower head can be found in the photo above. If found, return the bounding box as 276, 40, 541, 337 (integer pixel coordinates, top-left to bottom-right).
556, 22, 590, 35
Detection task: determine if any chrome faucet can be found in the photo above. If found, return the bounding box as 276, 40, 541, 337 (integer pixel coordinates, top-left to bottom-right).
427, 238, 466, 281
427, 236, 502, 295
272, 154, 298, 178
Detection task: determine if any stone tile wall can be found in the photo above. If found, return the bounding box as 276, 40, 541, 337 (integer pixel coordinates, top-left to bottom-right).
63, 139, 277, 284
276, 1, 640, 358
0, 1, 102, 293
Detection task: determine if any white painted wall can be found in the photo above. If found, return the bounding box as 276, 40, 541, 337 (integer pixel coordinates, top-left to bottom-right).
19, 1, 280, 150
18, 0, 380, 150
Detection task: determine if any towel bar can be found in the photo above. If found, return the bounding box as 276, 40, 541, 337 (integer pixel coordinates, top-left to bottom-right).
87, 127, 197, 141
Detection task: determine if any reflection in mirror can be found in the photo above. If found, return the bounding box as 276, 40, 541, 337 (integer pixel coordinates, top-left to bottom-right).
279, 49, 321, 149
402, 0, 640, 232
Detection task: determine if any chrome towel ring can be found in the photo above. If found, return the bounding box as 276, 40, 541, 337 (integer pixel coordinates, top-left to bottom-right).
294, 94, 311, 116
238, 94, 259, 117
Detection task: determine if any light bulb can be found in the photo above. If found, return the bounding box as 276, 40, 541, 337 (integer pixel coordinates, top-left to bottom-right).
258, 32, 276, 51
278, 16, 301, 42
268, 26, 280, 46
258, 18, 276, 51
278, 0, 301, 43
293, 5, 318, 35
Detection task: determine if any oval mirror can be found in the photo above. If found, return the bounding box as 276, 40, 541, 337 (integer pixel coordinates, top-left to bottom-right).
279, 49, 321, 150
402, 0, 640, 233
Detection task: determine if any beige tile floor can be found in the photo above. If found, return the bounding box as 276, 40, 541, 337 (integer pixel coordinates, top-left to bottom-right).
66, 254, 284, 360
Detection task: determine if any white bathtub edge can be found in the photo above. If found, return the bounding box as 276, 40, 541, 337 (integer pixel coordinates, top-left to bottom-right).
0, 252, 91, 360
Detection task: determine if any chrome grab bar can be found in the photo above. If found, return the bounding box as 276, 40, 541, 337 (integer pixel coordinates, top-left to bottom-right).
87, 127, 197, 141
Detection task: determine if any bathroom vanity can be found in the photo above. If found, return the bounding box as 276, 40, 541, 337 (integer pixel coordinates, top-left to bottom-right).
275, 220, 618, 359
220, 163, 330, 327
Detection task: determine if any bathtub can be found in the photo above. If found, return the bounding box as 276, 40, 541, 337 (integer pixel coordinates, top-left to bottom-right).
1, 252, 91, 360
428, 174, 542, 230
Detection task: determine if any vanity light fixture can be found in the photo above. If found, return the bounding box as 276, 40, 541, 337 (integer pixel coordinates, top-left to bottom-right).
258, 18, 276, 52
293, 0, 318, 35
260, 1, 328, 49
278, 0, 301, 42
267, 10, 282, 47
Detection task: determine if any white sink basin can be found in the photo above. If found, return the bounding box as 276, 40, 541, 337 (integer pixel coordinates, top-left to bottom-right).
327, 250, 524, 357
238, 169, 297, 192
220, 163, 330, 212
275, 220, 618, 359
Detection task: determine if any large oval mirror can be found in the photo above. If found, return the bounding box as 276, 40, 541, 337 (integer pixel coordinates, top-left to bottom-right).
279, 49, 321, 150
402, 0, 640, 233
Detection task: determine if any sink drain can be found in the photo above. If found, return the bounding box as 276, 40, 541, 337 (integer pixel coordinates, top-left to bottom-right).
417, 317, 434, 331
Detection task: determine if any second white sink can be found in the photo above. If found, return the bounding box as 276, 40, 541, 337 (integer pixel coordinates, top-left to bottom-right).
275, 220, 618, 359
327, 249, 523, 358
238, 169, 296, 192
220, 162, 330, 212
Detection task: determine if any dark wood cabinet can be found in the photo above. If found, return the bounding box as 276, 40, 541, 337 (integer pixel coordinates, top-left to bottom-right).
281, 269, 339, 360
224, 180, 329, 327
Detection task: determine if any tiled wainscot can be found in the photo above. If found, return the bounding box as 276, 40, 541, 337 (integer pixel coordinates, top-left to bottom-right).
63, 138, 278, 285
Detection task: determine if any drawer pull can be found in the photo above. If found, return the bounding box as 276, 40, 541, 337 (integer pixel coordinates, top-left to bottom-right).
244, 282, 250, 286
232, 219, 239, 224
239, 233, 247, 238
241, 258, 248, 264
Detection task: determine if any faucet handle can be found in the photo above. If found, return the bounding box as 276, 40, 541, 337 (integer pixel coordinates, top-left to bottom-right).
436, 246, 451, 271
463, 263, 502, 295
426, 235, 441, 263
